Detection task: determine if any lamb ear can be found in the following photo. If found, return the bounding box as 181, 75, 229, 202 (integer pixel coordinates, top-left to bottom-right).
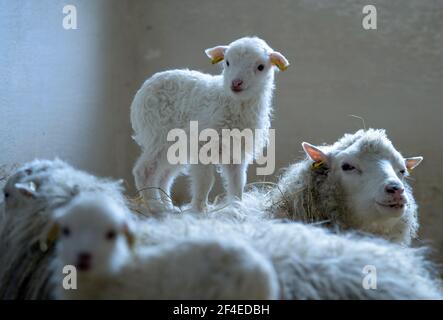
205, 45, 228, 64
405, 157, 423, 171
14, 181, 37, 198
270, 51, 290, 71
302, 142, 328, 164
39, 222, 60, 252
122, 223, 136, 248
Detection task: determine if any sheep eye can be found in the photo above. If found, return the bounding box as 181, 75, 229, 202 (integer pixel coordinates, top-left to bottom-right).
341, 163, 356, 171
226, 60, 230, 67
399, 169, 406, 175
62, 227, 70, 237
106, 230, 116, 241
4, 191, 10, 199
257, 64, 264, 71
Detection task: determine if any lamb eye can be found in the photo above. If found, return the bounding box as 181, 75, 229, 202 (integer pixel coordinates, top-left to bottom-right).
399, 169, 406, 175
106, 230, 116, 241
4, 191, 10, 199
62, 227, 70, 237
341, 163, 355, 171
226, 60, 230, 67
257, 64, 264, 71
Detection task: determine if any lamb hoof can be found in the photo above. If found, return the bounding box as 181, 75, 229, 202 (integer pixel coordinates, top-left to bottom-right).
190, 202, 209, 214
145, 200, 171, 215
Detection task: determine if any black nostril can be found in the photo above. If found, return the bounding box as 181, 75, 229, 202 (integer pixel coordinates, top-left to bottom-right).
386, 187, 395, 194
385, 184, 404, 194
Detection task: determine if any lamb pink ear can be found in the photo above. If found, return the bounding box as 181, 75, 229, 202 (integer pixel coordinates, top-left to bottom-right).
14, 181, 37, 198
405, 157, 423, 171
205, 45, 228, 64
270, 51, 290, 71
302, 142, 327, 164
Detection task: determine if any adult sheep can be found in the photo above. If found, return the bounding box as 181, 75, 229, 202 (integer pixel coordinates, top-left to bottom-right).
130, 36, 289, 214
267, 129, 423, 245
137, 213, 441, 300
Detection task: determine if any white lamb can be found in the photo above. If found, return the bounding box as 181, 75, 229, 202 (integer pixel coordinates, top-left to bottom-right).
50, 193, 279, 300
130, 36, 289, 213
0, 159, 125, 299
267, 129, 423, 245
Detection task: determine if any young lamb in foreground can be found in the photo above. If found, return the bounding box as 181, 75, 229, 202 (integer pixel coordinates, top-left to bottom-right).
267, 129, 423, 245
51, 193, 278, 300
0, 159, 125, 299
130, 36, 289, 214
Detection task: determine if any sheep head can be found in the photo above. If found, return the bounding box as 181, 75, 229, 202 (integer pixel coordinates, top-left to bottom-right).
53, 193, 135, 277
302, 129, 422, 226
206, 37, 289, 100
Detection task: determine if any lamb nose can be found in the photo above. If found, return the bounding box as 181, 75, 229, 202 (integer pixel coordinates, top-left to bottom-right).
232, 79, 243, 87
385, 184, 404, 195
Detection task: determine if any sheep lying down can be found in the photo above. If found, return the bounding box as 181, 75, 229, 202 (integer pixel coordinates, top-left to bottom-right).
0, 159, 441, 299
138, 214, 441, 300
266, 128, 424, 246
51, 193, 279, 300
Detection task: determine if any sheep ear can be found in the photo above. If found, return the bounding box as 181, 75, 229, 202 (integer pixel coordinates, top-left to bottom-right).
205, 45, 228, 64
39, 222, 60, 252
302, 142, 327, 164
14, 181, 37, 198
270, 51, 290, 71
123, 223, 136, 248
405, 157, 423, 171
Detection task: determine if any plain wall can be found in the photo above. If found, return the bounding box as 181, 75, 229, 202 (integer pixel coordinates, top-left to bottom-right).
1, 0, 442, 261
0, 0, 138, 188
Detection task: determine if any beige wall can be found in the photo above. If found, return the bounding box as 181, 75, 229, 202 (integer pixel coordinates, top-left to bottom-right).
1, 1, 443, 261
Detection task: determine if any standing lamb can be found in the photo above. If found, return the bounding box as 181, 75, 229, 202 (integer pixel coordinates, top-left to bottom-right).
130, 36, 289, 213
267, 129, 423, 245
50, 193, 279, 300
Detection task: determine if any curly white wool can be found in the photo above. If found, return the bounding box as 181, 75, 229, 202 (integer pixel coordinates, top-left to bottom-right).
130, 36, 289, 213
267, 129, 423, 245
51, 193, 279, 300
0, 159, 125, 299
2, 160, 440, 300
137, 212, 442, 300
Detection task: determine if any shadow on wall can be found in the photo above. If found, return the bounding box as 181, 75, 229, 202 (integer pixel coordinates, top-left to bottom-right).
0, 0, 138, 189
